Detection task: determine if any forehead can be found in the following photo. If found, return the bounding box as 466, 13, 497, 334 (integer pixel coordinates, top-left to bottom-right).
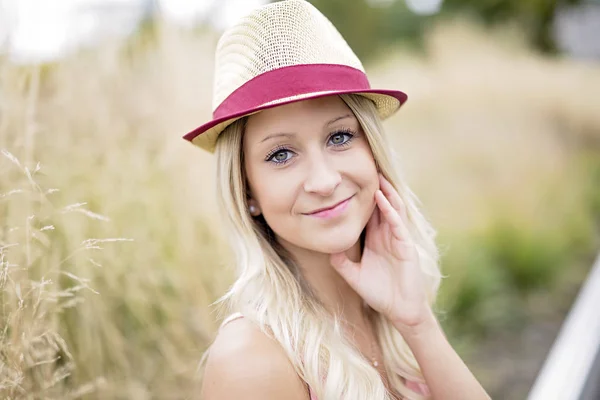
244, 96, 355, 139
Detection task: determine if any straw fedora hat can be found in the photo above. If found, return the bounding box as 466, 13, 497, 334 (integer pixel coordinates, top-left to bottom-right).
183, 0, 408, 152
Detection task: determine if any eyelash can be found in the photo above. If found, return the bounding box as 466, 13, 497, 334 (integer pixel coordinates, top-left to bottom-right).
265, 129, 356, 165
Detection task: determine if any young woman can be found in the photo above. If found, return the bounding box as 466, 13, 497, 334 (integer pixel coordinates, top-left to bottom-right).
184, 1, 491, 399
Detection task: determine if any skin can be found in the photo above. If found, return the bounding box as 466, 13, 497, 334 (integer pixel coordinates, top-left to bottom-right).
202, 96, 491, 400
243, 96, 379, 256
244, 96, 380, 323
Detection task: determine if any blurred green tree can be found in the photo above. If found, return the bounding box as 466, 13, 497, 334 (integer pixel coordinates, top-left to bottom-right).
442, 0, 583, 52
270, 0, 584, 61
290, 0, 429, 60
299, 0, 392, 60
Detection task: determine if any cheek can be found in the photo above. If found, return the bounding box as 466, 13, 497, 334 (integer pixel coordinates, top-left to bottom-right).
348, 143, 379, 191
258, 183, 303, 247
358, 167, 379, 222
252, 173, 298, 222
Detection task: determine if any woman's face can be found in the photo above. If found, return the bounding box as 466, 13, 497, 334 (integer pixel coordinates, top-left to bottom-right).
243, 95, 379, 254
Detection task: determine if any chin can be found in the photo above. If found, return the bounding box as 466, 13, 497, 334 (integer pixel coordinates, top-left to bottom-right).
308, 227, 363, 254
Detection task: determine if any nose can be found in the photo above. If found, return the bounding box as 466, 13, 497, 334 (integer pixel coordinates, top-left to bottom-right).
302, 150, 342, 196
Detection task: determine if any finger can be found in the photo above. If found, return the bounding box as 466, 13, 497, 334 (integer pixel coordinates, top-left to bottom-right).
379, 174, 409, 222
372, 198, 380, 226
365, 205, 379, 236
330, 252, 361, 289
366, 193, 381, 230
375, 190, 411, 242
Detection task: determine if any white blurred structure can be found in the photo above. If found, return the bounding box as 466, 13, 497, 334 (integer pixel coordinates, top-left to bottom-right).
553, 2, 600, 60
0, 0, 147, 63
404, 0, 442, 15
0, 0, 266, 63
527, 252, 600, 400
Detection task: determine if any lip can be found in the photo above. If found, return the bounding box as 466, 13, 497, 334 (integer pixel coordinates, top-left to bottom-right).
304, 195, 354, 219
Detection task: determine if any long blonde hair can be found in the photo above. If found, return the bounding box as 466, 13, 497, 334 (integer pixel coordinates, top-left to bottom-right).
208, 94, 442, 400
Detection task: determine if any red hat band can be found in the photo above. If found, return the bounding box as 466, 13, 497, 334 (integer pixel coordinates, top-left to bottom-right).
213, 64, 371, 119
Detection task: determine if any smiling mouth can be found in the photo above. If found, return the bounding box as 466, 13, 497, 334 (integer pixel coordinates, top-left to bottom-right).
304, 195, 354, 216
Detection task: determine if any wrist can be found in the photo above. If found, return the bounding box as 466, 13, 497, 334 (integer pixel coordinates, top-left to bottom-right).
392, 307, 438, 338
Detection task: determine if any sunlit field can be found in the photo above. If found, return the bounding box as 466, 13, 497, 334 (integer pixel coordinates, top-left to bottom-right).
1, 19, 598, 399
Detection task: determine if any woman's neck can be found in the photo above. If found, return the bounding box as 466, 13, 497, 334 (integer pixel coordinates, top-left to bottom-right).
278, 237, 370, 328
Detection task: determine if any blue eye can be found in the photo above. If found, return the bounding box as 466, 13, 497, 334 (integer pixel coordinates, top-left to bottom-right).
265, 130, 355, 165
328, 130, 355, 147
266, 147, 294, 164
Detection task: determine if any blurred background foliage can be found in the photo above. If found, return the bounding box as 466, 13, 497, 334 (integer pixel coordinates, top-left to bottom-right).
1, 0, 600, 399
277, 0, 585, 60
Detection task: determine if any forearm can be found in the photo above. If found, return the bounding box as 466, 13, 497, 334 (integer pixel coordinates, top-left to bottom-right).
393, 310, 491, 400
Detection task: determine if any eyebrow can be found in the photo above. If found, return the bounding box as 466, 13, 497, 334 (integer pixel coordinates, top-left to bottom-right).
326, 114, 353, 126
259, 114, 353, 143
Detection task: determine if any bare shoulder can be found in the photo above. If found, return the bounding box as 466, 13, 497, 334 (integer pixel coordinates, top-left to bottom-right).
201, 317, 309, 400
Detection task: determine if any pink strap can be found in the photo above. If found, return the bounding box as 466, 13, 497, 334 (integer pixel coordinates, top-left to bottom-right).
405, 379, 431, 396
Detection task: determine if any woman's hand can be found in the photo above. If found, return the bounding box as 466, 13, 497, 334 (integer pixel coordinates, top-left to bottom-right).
330, 173, 431, 329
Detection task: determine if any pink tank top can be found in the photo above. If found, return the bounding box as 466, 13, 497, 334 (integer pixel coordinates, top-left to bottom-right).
220, 313, 430, 399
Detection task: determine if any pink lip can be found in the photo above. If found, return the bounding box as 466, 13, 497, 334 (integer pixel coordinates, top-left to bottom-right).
305, 196, 353, 219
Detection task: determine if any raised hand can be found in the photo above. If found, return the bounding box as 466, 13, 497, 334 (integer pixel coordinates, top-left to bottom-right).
330, 173, 431, 329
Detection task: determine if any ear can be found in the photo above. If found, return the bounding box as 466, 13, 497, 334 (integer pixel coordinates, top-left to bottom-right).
247, 198, 262, 217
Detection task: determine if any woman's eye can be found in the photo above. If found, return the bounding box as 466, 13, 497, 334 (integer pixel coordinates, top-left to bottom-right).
329, 132, 353, 146
268, 149, 293, 164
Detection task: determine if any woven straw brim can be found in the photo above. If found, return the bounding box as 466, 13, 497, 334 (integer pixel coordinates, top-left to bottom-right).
186, 89, 406, 153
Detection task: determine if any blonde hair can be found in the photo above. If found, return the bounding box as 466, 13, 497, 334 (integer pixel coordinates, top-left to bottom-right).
208, 94, 442, 400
